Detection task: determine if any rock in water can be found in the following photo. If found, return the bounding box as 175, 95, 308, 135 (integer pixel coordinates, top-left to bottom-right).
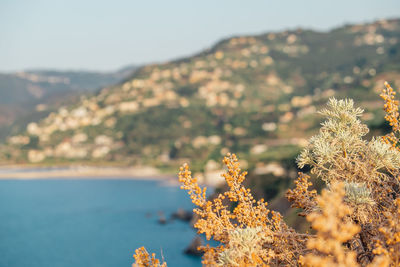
171, 208, 193, 222
157, 211, 167, 224
184, 236, 203, 256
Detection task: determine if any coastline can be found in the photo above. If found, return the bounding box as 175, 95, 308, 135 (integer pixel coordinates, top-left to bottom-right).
0, 165, 175, 181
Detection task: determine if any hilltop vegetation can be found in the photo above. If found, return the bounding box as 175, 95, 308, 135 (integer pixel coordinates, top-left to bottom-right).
2, 19, 400, 189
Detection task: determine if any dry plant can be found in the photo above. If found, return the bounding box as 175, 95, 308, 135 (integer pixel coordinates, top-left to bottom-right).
132, 247, 167, 267
372, 198, 400, 265
133, 82, 400, 266
299, 182, 390, 267
178, 153, 308, 266
299, 182, 361, 267
289, 82, 400, 265
381, 82, 400, 151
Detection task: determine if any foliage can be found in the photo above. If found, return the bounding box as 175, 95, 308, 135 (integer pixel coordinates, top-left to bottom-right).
299, 182, 361, 267
381, 81, 400, 151
178, 153, 307, 266
132, 247, 166, 267
133, 83, 400, 266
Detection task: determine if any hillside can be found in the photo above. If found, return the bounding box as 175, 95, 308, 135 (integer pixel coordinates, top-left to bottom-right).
0, 67, 138, 139
2, 19, 400, 191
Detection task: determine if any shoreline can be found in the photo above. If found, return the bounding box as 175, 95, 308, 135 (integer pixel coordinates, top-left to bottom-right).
0, 165, 176, 181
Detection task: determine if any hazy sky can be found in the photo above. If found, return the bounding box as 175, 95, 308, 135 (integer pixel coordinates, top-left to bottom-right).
1, 0, 399, 72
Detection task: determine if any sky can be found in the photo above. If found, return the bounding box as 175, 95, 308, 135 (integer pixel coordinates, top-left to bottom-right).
0, 0, 399, 72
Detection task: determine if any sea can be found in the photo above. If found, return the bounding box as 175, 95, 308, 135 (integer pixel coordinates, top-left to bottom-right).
0, 178, 203, 267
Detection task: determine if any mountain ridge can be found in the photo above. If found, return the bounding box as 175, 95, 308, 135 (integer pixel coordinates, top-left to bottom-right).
0, 65, 139, 139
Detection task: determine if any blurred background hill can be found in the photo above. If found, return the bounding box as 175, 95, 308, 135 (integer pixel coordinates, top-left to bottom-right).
1, 20, 399, 197
0, 66, 138, 140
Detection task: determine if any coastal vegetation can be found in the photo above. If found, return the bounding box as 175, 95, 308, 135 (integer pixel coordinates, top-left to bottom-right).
133, 82, 400, 266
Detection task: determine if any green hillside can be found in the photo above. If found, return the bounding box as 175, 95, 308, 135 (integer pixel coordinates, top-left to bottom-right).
2, 19, 400, 191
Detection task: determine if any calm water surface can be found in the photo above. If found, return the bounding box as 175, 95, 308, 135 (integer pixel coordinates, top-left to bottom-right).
0, 179, 202, 267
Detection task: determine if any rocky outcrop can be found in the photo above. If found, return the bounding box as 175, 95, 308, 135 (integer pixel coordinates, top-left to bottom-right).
171, 208, 193, 222
184, 236, 203, 257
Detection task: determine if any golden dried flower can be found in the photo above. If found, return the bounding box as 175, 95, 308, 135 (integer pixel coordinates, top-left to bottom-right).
132, 247, 167, 267
179, 153, 307, 266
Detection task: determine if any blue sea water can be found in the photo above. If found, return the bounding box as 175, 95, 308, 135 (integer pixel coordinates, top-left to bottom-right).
0, 179, 202, 267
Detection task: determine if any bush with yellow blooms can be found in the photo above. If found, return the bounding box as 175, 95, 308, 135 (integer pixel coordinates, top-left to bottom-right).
133, 82, 400, 266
